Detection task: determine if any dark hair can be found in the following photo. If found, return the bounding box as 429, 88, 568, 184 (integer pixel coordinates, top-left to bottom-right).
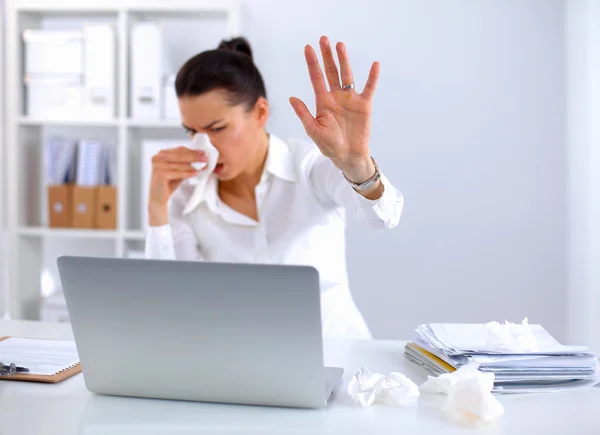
175, 37, 266, 110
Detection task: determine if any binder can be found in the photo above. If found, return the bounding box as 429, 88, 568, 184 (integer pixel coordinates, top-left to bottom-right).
48, 184, 73, 228
72, 186, 97, 228
23, 30, 83, 75
131, 21, 163, 118
23, 30, 84, 119
82, 23, 116, 119
76, 139, 104, 187
25, 75, 83, 119
95, 185, 117, 229
0, 337, 81, 383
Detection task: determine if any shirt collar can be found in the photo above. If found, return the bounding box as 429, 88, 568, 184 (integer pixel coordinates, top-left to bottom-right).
182, 133, 297, 216
264, 134, 297, 183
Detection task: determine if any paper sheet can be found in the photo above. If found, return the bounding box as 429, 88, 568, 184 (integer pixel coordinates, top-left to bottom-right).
428, 323, 588, 354
0, 338, 79, 375
468, 353, 599, 368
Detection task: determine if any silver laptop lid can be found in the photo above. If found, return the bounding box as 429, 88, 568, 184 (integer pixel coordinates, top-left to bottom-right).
58, 256, 326, 408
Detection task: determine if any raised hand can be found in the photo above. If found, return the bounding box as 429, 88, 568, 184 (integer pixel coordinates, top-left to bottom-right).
289, 36, 380, 184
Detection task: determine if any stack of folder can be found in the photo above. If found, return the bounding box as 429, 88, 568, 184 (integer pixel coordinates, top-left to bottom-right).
405, 322, 600, 393
45, 136, 117, 229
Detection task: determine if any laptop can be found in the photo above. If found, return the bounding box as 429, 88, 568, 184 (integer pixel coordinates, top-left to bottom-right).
57, 256, 343, 409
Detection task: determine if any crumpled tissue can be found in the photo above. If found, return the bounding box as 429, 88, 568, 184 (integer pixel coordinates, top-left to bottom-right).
485, 317, 539, 352
420, 364, 504, 425
419, 363, 482, 394
347, 366, 420, 408
188, 133, 219, 186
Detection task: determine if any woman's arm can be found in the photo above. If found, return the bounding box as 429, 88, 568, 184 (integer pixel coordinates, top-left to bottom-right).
145, 189, 203, 261
145, 145, 206, 260
289, 36, 404, 228
309, 152, 404, 229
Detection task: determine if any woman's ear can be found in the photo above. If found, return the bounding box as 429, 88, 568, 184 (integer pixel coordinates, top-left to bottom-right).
253, 97, 269, 128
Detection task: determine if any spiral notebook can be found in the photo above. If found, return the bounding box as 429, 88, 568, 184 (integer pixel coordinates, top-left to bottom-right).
0, 336, 82, 383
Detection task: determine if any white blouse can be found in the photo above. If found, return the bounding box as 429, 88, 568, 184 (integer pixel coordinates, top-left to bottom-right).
145, 134, 404, 339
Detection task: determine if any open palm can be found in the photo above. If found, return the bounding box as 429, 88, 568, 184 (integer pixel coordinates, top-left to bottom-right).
290, 36, 380, 171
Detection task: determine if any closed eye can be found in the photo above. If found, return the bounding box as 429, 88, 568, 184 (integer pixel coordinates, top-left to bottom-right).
211, 126, 226, 133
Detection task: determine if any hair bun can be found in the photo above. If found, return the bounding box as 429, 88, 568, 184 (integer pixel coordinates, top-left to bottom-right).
218, 37, 253, 60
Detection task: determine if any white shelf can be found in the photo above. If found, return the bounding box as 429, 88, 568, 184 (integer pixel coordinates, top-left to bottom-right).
124, 230, 146, 241
18, 117, 184, 129
126, 119, 182, 128
18, 227, 119, 239
14, 0, 240, 14
18, 117, 120, 127
4, 0, 241, 320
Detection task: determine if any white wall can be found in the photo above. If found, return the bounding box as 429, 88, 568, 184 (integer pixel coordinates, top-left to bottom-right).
566, 0, 600, 352
244, 0, 567, 339
1, 0, 571, 341
0, 0, 6, 317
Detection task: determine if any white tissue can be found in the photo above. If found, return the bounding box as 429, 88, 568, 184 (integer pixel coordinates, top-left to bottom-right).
419, 363, 482, 394
348, 366, 420, 408
191, 161, 207, 171
443, 374, 505, 425
188, 133, 219, 186
485, 317, 539, 352
420, 364, 504, 425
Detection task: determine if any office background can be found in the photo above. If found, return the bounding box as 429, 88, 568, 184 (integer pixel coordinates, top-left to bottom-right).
0, 0, 598, 349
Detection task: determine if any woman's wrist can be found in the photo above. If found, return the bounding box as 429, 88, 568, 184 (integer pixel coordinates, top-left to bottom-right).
148, 203, 169, 227
339, 155, 385, 200
340, 155, 376, 184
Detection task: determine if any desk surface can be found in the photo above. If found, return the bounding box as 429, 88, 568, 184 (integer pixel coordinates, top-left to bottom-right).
0, 320, 598, 434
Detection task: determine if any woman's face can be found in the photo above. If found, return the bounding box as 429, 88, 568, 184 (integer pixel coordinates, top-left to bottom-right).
179, 89, 269, 181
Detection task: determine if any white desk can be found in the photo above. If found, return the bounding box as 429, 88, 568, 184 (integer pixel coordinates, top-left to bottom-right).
0, 320, 599, 434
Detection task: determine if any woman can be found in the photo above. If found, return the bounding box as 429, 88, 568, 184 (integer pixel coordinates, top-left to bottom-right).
145, 36, 404, 339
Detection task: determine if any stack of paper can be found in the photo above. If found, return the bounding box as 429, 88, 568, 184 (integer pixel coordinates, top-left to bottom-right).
405, 322, 600, 393
0, 338, 79, 376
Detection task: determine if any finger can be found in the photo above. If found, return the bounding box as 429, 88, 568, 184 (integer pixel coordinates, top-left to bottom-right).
153, 162, 199, 172
155, 147, 206, 163
335, 42, 354, 89
159, 146, 201, 157
304, 45, 328, 96
160, 170, 198, 181
319, 36, 340, 91
289, 97, 318, 135
169, 147, 205, 161
361, 61, 380, 100
154, 148, 194, 161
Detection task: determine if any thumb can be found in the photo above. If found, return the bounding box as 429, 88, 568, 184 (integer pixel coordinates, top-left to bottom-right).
289, 97, 317, 135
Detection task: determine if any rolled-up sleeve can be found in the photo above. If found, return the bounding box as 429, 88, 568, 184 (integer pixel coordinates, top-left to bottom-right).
144, 190, 203, 260
308, 153, 404, 229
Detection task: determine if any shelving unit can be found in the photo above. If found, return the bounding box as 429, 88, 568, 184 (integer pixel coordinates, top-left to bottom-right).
4, 0, 242, 320
17, 117, 122, 127
125, 119, 183, 128
17, 227, 120, 239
